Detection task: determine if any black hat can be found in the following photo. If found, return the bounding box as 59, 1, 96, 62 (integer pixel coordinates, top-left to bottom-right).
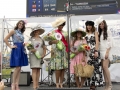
85, 21, 94, 26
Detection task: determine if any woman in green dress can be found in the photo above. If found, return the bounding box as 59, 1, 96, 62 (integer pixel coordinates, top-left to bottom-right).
49, 17, 68, 88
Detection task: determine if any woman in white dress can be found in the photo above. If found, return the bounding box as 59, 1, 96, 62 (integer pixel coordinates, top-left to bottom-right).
98, 20, 112, 90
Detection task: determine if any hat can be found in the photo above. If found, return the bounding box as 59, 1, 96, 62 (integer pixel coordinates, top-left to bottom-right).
51, 17, 66, 28
30, 24, 45, 36
85, 21, 94, 27
71, 27, 86, 37
94, 16, 104, 26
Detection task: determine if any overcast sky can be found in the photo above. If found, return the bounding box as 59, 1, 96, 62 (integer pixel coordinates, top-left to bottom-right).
0, 0, 26, 18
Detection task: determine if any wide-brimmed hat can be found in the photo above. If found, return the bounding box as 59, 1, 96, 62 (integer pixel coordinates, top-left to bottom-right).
85, 21, 94, 27
71, 27, 86, 37
30, 24, 45, 36
51, 17, 66, 28
94, 16, 104, 26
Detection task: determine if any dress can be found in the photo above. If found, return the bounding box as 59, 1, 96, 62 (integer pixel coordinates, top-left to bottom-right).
85, 33, 103, 87
10, 30, 28, 67
99, 30, 113, 60
70, 39, 87, 74
29, 37, 44, 68
50, 30, 68, 70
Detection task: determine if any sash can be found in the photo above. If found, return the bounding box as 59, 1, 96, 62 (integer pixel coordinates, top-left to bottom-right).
55, 29, 68, 52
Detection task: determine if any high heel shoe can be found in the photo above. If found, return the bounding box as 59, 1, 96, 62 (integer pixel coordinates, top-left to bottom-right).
15, 83, 20, 90
56, 83, 60, 88
11, 83, 15, 90
59, 83, 63, 88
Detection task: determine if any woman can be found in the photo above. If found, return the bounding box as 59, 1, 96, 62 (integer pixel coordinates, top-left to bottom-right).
29, 25, 46, 90
49, 17, 68, 88
85, 21, 103, 90
98, 20, 112, 90
70, 27, 87, 88
4, 20, 28, 90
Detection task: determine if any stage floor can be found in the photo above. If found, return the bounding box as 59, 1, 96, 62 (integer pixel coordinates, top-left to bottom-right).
4, 83, 120, 90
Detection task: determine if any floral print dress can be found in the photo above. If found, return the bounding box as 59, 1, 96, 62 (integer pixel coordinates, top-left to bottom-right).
50, 30, 68, 70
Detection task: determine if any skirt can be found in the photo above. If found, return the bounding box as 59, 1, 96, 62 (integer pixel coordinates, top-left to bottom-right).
10, 42, 28, 67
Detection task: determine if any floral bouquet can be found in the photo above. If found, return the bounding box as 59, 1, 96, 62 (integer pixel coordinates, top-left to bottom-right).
70, 44, 90, 59
43, 32, 64, 50
24, 41, 41, 59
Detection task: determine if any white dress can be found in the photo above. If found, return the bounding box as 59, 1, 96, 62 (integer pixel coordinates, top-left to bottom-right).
99, 30, 113, 60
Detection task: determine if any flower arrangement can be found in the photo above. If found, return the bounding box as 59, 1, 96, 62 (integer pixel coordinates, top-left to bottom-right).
43, 32, 64, 50
70, 44, 90, 59
24, 41, 41, 59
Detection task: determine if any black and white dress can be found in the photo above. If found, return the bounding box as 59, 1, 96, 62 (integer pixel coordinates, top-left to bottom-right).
85, 33, 103, 87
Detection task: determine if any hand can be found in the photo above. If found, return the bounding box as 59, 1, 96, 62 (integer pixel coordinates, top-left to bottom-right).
41, 55, 45, 59
0, 81, 4, 90
30, 49, 36, 53
94, 52, 98, 58
52, 40, 59, 44
74, 51, 79, 55
10, 45, 17, 49
105, 52, 109, 59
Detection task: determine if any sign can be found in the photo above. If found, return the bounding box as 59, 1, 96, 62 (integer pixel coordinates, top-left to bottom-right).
26, 0, 120, 17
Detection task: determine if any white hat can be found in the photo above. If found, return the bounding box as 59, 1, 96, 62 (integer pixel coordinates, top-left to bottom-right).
30, 24, 45, 36
51, 17, 66, 28
95, 16, 104, 26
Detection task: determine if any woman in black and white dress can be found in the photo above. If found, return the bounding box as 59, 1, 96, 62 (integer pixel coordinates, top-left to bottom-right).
85, 21, 103, 90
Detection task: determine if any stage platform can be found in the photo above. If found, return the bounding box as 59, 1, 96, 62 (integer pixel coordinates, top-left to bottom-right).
4, 83, 120, 90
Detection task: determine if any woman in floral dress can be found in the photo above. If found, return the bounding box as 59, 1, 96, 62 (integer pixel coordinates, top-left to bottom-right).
49, 17, 68, 88
85, 21, 103, 90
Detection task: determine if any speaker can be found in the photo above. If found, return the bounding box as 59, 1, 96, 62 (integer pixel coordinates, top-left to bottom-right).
10, 72, 31, 86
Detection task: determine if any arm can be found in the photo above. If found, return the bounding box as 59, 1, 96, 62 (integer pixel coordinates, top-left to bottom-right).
95, 31, 99, 51
4, 30, 15, 49
42, 46, 47, 58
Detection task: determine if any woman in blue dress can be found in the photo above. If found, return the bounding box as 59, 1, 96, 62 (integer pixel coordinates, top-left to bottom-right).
4, 20, 28, 90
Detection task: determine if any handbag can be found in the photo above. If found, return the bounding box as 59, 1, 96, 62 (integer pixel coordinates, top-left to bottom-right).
80, 64, 94, 78
74, 63, 84, 77
74, 52, 94, 78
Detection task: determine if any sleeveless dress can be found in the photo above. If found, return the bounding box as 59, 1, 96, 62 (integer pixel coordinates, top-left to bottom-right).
70, 39, 87, 74
10, 30, 28, 67
29, 37, 45, 68
85, 33, 103, 87
50, 30, 68, 70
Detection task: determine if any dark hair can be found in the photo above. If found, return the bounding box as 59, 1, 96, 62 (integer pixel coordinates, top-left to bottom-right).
14, 20, 26, 33
98, 20, 108, 41
59, 22, 66, 26
72, 32, 83, 46
86, 25, 95, 33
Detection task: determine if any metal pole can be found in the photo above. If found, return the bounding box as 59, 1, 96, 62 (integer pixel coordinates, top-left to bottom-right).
66, 0, 70, 88
1, 16, 5, 80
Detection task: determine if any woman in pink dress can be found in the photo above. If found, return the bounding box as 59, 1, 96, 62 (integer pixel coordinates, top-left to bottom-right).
70, 27, 87, 88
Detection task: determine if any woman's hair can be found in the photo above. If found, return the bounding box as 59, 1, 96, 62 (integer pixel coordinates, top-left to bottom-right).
98, 20, 108, 41
72, 32, 83, 46
86, 26, 95, 33
14, 20, 26, 33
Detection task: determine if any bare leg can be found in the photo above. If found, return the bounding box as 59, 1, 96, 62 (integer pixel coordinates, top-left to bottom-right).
60, 69, 65, 88
80, 77, 86, 88
74, 75, 80, 87
11, 67, 21, 90
55, 70, 61, 88
36, 68, 40, 88
32, 68, 37, 89
102, 59, 112, 90
15, 67, 21, 90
